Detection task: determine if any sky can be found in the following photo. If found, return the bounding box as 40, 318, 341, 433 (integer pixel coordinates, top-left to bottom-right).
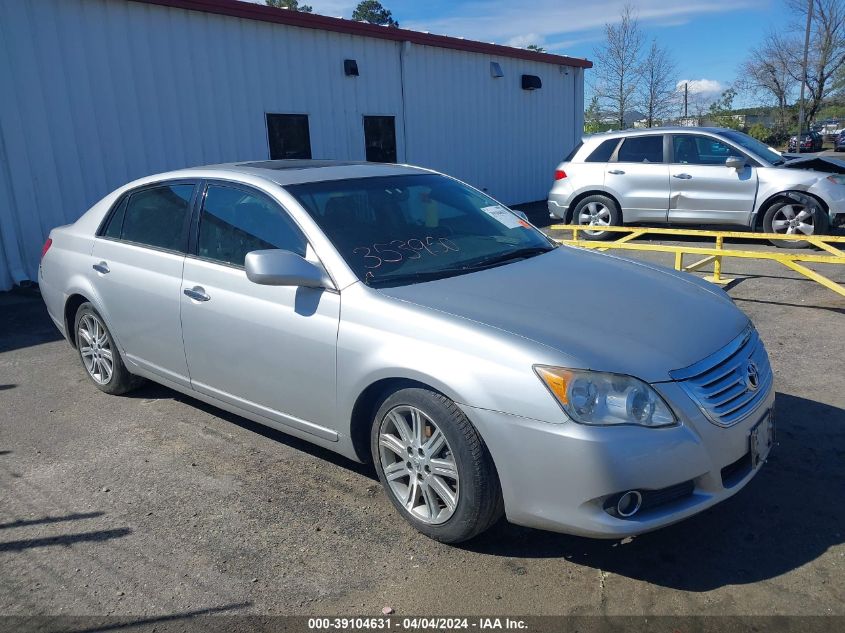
247, 0, 793, 108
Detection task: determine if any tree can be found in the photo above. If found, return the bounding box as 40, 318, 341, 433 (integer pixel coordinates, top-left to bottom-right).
592, 4, 644, 129
781, 0, 845, 123
265, 0, 312, 11
352, 0, 398, 27
526, 44, 546, 53
638, 40, 677, 127
707, 88, 742, 129
738, 33, 796, 131
584, 95, 603, 133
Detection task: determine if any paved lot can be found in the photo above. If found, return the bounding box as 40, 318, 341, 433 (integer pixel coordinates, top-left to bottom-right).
1, 232, 844, 621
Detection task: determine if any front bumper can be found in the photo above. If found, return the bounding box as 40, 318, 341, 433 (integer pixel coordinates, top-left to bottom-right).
462, 381, 775, 538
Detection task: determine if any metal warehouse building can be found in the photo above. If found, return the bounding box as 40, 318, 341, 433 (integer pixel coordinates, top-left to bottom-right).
0, 0, 590, 290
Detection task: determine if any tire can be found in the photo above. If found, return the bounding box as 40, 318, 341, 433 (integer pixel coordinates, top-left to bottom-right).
370, 387, 503, 543
74, 302, 143, 395
763, 197, 829, 249
570, 194, 622, 241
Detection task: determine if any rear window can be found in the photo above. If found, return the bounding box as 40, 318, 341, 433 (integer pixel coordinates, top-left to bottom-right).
616, 135, 664, 163
586, 139, 620, 163
563, 141, 583, 162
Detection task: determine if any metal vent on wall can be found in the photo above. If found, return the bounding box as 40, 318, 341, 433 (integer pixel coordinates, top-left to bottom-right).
344, 59, 359, 76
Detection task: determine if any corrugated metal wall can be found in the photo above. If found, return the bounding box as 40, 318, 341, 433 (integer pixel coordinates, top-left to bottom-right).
0, 0, 584, 290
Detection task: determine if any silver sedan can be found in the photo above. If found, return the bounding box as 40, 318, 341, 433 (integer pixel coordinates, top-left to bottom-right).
39, 160, 774, 542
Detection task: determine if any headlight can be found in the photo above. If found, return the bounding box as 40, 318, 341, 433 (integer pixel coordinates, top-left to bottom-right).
534, 366, 677, 427
826, 174, 845, 185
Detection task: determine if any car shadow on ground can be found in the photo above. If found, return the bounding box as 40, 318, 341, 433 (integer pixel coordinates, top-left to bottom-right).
124, 381, 378, 481
463, 392, 845, 591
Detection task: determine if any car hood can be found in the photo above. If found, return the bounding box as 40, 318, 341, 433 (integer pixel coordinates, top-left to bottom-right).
780, 155, 845, 174
378, 246, 749, 383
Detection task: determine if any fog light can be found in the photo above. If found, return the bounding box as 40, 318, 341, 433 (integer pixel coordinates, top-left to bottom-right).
616, 491, 642, 518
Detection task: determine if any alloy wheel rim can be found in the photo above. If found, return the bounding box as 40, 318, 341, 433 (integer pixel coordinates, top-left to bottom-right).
78, 314, 113, 384
577, 202, 611, 235
378, 405, 459, 525
771, 204, 814, 237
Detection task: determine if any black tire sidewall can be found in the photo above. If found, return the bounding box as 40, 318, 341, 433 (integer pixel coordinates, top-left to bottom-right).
763, 199, 828, 249
571, 195, 621, 241
370, 388, 500, 543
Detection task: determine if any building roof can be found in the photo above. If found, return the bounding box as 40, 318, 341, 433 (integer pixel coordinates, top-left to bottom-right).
132, 0, 593, 69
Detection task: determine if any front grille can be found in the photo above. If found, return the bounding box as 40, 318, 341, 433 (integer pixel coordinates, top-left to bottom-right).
670, 326, 773, 427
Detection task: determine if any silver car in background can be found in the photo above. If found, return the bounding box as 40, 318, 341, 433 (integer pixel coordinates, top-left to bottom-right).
549, 126, 845, 247
39, 160, 774, 542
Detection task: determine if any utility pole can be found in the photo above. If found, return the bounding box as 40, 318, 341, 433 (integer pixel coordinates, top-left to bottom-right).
797, 0, 814, 144
684, 82, 688, 119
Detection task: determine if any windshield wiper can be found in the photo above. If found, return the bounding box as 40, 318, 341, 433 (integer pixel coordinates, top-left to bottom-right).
366, 268, 472, 287
466, 246, 555, 269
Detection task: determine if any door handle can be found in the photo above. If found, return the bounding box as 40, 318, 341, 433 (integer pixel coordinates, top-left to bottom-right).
184, 286, 211, 302
607, 169, 625, 175
92, 261, 110, 274
673, 173, 693, 179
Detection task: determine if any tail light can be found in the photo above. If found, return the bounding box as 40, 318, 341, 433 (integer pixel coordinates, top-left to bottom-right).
554, 169, 567, 180
40, 237, 53, 260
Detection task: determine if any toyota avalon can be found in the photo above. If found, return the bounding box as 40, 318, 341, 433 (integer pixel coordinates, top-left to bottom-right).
39, 160, 774, 543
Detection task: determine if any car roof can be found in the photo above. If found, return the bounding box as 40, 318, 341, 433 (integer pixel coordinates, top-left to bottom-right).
150, 160, 434, 187
584, 126, 738, 141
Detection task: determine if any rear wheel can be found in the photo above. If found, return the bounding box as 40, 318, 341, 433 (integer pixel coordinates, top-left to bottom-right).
74, 303, 143, 395
370, 388, 503, 543
570, 195, 622, 241
763, 198, 828, 249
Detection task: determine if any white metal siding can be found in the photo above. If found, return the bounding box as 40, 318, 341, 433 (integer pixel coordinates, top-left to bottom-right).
0, 0, 584, 290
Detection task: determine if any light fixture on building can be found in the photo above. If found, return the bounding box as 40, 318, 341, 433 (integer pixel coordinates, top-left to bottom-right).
344, 59, 359, 76
521, 74, 542, 90
490, 61, 504, 78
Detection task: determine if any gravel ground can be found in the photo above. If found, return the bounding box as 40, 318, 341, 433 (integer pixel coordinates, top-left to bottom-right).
1, 228, 844, 623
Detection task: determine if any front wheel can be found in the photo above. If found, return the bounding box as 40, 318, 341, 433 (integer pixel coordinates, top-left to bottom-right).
370, 388, 503, 543
763, 198, 828, 249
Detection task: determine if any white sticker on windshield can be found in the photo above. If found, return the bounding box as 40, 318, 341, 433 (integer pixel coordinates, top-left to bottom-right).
481, 205, 522, 229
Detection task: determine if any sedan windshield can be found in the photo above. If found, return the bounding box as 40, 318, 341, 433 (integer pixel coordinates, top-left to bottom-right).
286, 174, 555, 287
720, 130, 785, 165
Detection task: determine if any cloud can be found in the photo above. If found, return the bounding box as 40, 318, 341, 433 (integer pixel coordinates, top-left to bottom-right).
401, 0, 764, 47
505, 33, 544, 48
676, 78, 723, 95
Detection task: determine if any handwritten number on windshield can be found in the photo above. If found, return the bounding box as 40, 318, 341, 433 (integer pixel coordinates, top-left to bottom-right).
353, 246, 383, 269
355, 237, 460, 270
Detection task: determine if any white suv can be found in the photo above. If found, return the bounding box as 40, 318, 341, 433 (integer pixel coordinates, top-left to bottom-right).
548, 127, 845, 247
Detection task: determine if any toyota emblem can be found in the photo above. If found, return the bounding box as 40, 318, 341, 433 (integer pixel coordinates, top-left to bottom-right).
745, 361, 760, 391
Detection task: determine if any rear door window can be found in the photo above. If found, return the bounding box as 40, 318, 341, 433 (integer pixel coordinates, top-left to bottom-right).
615, 135, 664, 163
119, 184, 194, 252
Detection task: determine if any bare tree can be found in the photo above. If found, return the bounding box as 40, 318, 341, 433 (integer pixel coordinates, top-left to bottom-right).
592, 4, 643, 129
638, 40, 677, 127
781, 0, 845, 122
738, 33, 796, 130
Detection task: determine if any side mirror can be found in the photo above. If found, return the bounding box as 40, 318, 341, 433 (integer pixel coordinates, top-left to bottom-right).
245, 249, 333, 289
726, 156, 747, 170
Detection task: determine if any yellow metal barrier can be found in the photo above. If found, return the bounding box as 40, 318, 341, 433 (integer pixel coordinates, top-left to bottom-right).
550, 224, 845, 299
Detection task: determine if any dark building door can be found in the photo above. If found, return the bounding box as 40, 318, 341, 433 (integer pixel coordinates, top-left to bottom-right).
363, 116, 397, 163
